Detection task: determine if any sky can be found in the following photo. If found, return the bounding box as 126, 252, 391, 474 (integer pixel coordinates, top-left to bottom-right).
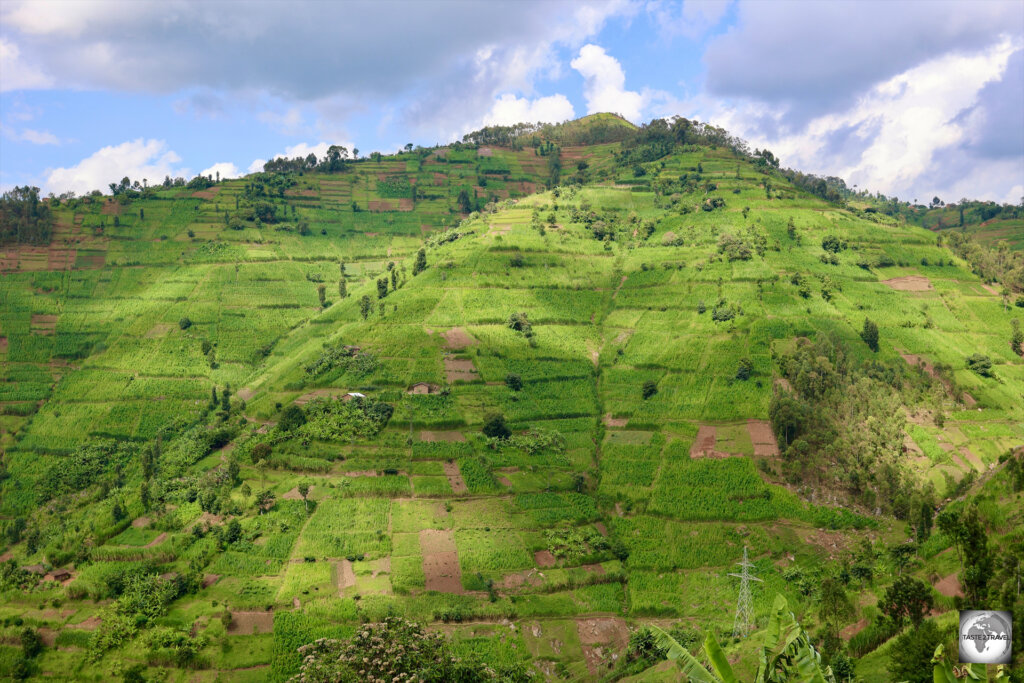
1, 0, 1022, 204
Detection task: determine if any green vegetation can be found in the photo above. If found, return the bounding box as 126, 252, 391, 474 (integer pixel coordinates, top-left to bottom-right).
1, 113, 1022, 681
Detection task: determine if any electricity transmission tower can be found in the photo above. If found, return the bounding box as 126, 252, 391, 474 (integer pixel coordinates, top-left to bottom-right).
729, 546, 763, 639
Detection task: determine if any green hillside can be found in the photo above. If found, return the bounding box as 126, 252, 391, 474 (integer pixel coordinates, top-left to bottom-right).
1, 117, 1022, 681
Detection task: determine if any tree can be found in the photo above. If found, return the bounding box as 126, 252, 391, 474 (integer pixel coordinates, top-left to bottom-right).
179, 317, 192, 330
287, 617, 529, 682
256, 489, 275, 514
1011, 318, 1022, 355
297, 482, 311, 513
359, 295, 372, 320
140, 480, 150, 511
961, 505, 993, 606
879, 575, 933, 626
317, 284, 326, 307
338, 279, 347, 299
278, 404, 306, 431
20, 627, 42, 659
413, 247, 427, 275
735, 357, 753, 381
505, 373, 522, 391
818, 577, 855, 638
457, 189, 472, 213
888, 541, 917, 576
376, 277, 388, 299
224, 519, 242, 544
860, 318, 879, 352
888, 618, 943, 683
482, 413, 511, 440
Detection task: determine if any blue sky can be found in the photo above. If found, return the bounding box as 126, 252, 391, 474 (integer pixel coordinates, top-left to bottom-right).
1, 0, 1021, 204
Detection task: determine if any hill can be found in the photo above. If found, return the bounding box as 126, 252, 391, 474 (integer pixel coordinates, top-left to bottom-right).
1, 116, 1022, 681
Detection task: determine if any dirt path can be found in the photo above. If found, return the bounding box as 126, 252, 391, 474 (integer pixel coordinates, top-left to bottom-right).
144, 532, 168, 548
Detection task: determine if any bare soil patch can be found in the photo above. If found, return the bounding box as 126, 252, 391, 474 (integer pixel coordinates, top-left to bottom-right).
228, 610, 274, 635
443, 327, 477, 350
496, 475, 513, 487
934, 573, 963, 598
282, 485, 313, 500
577, 618, 629, 675
477, 147, 493, 157
980, 283, 1000, 295
68, 616, 101, 631
594, 522, 608, 536
343, 470, 378, 477
883, 276, 932, 291
47, 248, 75, 270
236, 387, 255, 401
294, 388, 348, 405
335, 559, 356, 594
284, 188, 318, 197
202, 574, 220, 588
191, 187, 220, 200
840, 618, 868, 640
603, 413, 628, 428
144, 532, 168, 548
419, 430, 465, 442
747, 419, 780, 457
0, 337, 7, 353
443, 461, 467, 494
420, 529, 462, 593
131, 516, 151, 529
690, 425, 717, 457
100, 201, 122, 216
444, 356, 479, 383
534, 550, 556, 568
30, 314, 58, 335
959, 447, 984, 471
398, 198, 414, 211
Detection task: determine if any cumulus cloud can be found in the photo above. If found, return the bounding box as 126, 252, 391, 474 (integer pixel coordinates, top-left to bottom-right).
200, 162, 239, 180
480, 93, 575, 127
703, 0, 1022, 120
646, 0, 733, 40
0, 38, 52, 91
570, 44, 645, 121
704, 38, 1022, 202
45, 139, 188, 195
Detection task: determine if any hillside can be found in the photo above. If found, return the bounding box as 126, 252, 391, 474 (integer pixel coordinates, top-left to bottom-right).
1, 117, 1022, 681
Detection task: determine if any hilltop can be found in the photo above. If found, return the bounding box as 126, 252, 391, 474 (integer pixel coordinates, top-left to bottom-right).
0, 114, 1022, 681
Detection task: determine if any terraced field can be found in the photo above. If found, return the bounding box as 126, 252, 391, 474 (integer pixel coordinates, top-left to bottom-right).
1, 125, 1022, 680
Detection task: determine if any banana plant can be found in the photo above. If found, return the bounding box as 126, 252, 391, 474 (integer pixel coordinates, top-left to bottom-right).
931, 645, 1010, 682
648, 594, 836, 683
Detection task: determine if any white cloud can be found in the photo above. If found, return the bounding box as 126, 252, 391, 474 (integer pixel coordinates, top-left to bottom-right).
0, 38, 53, 91
257, 107, 307, 135
645, 0, 733, 40
200, 162, 239, 180
570, 44, 645, 122
45, 139, 187, 195
282, 142, 333, 160
697, 38, 1023, 202
247, 158, 267, 174
480, 93, 575, 127
1, 125, 60, 145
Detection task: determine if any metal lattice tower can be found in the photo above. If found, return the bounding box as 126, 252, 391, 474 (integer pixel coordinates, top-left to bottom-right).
729, 546, 763, 639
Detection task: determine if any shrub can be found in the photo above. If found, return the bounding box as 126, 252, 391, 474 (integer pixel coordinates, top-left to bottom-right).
505, 373, 523, 391
966, 354, 993, 377
642, 380, 658, 399
482, 413, 511, 440
178, 317, 192, 330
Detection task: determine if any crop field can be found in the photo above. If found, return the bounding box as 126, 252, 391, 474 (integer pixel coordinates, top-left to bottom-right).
2, 127, 1022, 681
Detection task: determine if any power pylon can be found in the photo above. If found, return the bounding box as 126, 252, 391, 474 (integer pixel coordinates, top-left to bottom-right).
729, 546, 763, 638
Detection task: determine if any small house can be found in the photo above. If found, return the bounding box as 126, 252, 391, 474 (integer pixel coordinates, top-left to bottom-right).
341, 392, 366, 401
46, 568, 72, 582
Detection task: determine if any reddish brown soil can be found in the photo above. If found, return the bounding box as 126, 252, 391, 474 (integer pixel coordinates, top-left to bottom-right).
444, 356, 479, 382
690, 425, 717, 457
131, 516, 151, 529
30, 314, 58, 335
202, 574, 220, 588
602, 415, 628, 430
282, 485, 314, 500
496, 475, 513, 487
443, 327, 477, 350
420, 529, 462, 593
228, 610, 274, 635
594, 522, 608, 536
294, 388, 348, 405
419, 430, 465, 442
335, 559, 356, 594
883, 276, 932, 291
0, 337, 7, 353
443, 461, 467, 494
534, 550, 556, 568
747, 419, 780, 457
343, 470, 378, 477
840, 618, 868, 640
398, 198, 414, 211
144, 532, 168, 548
577, 618, 629, 676
934, 573, 964, 598
477, 147, 493, 157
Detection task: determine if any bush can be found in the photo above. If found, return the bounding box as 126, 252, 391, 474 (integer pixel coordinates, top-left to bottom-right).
482, 413, 511, 440
178, 317, 192, 330
966, 354, 993, 377
505, 374, 523, 391
642, 380, 658, 399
